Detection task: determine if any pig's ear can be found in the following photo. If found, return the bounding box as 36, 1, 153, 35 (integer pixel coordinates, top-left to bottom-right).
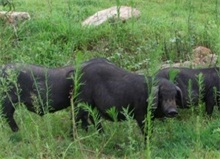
66, 69, 75, 79
176, 86, 184, 108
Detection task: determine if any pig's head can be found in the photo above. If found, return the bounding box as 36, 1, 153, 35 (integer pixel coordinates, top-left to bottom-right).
152, 78, 183, 118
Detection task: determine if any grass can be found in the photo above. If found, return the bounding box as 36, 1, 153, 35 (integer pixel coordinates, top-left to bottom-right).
1, 0, 220, 158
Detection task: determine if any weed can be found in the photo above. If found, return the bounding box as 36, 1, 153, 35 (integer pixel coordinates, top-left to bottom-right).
0, 0, 220, 158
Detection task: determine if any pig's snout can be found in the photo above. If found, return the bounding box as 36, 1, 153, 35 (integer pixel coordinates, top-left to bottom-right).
167, 108, 178, 117
162, 99, 178, 117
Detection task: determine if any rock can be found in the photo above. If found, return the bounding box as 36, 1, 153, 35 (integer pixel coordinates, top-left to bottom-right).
82, 6, 140, 26
192, 46, 217, 66
161, 46, 218, 69
200, 54, 217, 66
0, 11, 30, 26
161, 61, 195, 69
193, 46, 212, 58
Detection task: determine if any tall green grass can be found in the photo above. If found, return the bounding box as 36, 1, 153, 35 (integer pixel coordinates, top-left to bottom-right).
0, 0, 220, 158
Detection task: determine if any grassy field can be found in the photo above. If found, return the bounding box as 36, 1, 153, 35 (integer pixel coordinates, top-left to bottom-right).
1, 0, 220, 158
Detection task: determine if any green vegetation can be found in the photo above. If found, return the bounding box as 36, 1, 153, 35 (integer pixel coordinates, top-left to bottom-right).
0, 0, 220, 158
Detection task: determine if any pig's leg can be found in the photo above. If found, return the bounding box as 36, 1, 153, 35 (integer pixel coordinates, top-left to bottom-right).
3, 100, 19, 132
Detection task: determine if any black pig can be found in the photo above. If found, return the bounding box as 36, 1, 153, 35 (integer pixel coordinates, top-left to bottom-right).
74, 58, 183, 137
0, 64, 74, 132
156, 67, 220, 115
